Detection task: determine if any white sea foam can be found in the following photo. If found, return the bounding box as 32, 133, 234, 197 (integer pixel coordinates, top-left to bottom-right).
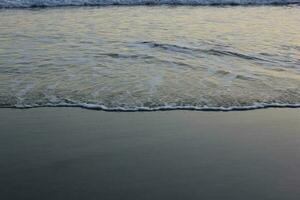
0, 0, 299, 8
5, 101, 300, 111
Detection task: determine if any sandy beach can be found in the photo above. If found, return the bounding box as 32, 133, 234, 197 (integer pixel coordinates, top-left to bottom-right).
0, 108, 299, 200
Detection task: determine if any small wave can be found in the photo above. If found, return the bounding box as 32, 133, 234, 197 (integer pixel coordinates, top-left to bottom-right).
99, 52, 156, 60
139, 41, 273, 62
206, 49, 269, 62
1, 0, 299, 8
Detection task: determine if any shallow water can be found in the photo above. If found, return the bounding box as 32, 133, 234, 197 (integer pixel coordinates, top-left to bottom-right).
0, 6, 300, 111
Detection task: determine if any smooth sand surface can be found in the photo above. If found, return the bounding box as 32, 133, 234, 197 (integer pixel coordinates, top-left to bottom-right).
0, 108, 300, 200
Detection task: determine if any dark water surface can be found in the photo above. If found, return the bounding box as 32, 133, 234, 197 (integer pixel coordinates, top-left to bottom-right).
0, 108, 300, 200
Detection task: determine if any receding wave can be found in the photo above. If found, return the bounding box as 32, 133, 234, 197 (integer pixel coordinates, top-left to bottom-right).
1, 0, 300, 8
1, 6, 300, 112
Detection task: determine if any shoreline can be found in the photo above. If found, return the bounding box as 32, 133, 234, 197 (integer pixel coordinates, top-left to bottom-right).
1, 103, 300, 112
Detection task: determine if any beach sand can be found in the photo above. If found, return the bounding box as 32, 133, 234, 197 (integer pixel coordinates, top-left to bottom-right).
0, 108, 300, 200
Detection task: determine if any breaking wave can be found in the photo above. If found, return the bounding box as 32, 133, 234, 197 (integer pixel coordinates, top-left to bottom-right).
1, 0, 300, 8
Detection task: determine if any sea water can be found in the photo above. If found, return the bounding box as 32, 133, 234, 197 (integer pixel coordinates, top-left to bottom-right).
0, 5, 299, 111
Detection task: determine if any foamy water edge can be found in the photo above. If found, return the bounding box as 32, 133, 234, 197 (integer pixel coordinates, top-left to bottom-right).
2, 102, 300, 112
1, 0, 300, 8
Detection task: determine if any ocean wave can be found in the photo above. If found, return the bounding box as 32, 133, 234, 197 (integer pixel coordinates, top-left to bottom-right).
1, 0, 300, 8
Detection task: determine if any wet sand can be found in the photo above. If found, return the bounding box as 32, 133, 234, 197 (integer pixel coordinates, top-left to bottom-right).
0, 108, 300, 200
